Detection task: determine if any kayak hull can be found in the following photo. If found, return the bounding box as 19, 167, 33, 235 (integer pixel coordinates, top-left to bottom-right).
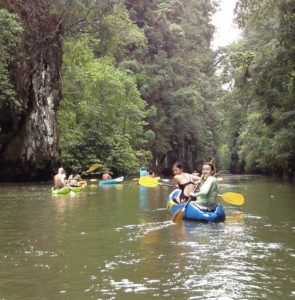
70, 186, 82, 192
167, 189, 226, 222
99, 176, 124, 185
51, 187, 71, 194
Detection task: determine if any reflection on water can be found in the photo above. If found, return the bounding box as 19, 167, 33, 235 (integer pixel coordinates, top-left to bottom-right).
0, 176, 295, 299
139, 186, 148, 210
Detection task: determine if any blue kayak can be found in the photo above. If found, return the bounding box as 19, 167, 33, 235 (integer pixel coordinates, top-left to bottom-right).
99, 176, 124, 185
167, 189, 226, 222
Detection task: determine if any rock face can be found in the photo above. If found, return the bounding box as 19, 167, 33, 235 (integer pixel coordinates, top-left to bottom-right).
0, 54, 61, 181
0, 3, 62, 181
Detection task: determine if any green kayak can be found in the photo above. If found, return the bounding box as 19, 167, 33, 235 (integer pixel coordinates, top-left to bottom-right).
51, 187, 71, 194
70, 186, 82, 192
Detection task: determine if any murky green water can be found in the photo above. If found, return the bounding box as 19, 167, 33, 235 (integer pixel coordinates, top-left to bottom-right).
0, 176, 294, 300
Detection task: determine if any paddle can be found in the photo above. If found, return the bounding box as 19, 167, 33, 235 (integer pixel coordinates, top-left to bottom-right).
86, 163, 100, 173
218, 192, 244, 205
138, 176, 162, 187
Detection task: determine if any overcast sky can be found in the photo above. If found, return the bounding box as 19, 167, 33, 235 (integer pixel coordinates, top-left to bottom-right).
211, 0, 241, 49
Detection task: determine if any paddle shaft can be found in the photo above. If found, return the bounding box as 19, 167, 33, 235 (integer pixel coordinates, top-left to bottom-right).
181, 173, 204, 210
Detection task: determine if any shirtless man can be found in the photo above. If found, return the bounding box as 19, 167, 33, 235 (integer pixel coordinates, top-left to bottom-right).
102, 172, 112, 180
54, 168, 68, 188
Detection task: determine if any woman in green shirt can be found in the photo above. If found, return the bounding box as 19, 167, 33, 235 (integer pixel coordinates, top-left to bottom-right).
191, 163, 218, 207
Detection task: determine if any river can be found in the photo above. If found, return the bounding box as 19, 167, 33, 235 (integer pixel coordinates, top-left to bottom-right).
0, 175, 294, 299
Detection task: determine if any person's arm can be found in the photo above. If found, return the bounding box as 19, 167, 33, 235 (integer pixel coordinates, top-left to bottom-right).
172, 175, 180, 187
191, 173, 201, 183
61, 174, 68, 186
191, 176, 215, 197
196, 177, 215, 196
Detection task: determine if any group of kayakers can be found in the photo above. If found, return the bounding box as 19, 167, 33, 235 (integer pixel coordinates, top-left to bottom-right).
53, 167, 113, 189
172, 161, 217, 210
53, 167, 87, 189
54, 161, 217, 210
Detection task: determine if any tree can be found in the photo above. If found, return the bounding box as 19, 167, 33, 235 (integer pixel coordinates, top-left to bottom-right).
126, 0, 218, 173
0, 0, 136, 180
59, 34, 150, 174
0, 9, 22, 132
216, 0, 295, 178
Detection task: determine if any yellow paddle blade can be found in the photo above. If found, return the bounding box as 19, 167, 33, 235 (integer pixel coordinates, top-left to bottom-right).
139, 176, 160, 187
87, 163, 100, 173
172, 208, 185, 223
218, 192, 245, 205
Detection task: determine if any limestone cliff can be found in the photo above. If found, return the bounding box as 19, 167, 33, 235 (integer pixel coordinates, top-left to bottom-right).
0, 2, 62, 180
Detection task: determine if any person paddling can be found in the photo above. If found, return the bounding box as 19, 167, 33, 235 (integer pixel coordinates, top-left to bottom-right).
102, 171, 112, 180
148, 170, 155, 177
68, 170, 86, 187
172, 162, 200, 203
190, 162, 218, 210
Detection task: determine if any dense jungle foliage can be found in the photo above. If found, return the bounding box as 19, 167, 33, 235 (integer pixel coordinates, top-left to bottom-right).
217, 0, 295, 177
0, 0, 294, 179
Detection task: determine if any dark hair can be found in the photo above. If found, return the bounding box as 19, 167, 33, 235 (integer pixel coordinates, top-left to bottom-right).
172, 162, 184, 170
203, 162, 215, 174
